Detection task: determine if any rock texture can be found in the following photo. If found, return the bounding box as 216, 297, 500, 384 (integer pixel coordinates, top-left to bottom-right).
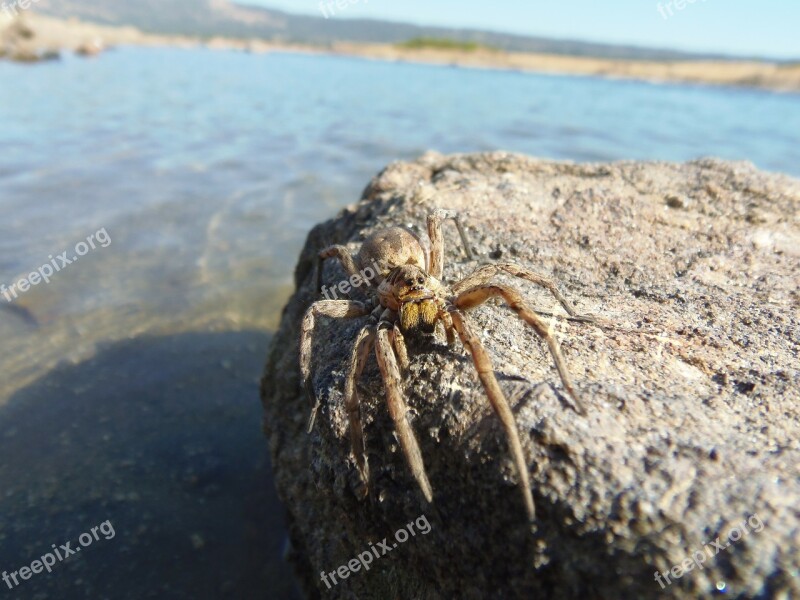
261, 152, 799, 599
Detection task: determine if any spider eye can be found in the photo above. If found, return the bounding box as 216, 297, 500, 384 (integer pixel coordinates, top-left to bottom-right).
416, 277, 424, 284
405, 279, 413, 286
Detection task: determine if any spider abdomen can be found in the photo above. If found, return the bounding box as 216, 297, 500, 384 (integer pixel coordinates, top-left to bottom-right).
357, 227, 428, 282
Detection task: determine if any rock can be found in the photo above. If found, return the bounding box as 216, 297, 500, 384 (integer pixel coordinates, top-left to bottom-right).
75, 37, 105, 57
4, 47, 59, 62
0, 16, 60, 62
260, 152, 800, 599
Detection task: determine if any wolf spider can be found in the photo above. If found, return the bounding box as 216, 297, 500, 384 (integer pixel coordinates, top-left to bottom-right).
300, 209, 593, 521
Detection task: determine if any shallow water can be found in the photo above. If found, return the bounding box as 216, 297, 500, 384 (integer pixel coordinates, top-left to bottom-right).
1, 48, 799, 400
0, 47, 798, 597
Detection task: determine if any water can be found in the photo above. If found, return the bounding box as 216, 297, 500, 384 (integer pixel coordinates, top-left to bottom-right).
0, 47, 798, 598
1, 49, 799, 397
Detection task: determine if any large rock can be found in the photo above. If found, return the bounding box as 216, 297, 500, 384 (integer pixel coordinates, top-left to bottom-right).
260, 152, 799, 599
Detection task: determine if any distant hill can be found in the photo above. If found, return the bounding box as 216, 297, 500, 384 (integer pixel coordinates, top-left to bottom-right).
31, 0, 765, 62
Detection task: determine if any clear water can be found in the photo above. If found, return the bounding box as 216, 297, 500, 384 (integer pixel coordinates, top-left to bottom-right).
0, 47, 798, 597
1, 48, 799, 399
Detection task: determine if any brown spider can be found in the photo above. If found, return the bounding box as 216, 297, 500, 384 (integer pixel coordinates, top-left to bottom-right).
300, 209, 593, 521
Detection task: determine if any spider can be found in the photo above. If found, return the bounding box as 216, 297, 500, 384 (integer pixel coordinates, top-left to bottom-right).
300, 209, 593, 521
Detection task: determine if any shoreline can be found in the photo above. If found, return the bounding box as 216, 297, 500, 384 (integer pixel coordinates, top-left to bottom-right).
2, 13, 799, 93
329, 41, 800, 94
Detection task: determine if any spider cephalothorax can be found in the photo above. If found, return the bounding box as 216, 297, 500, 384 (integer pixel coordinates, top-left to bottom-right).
300, 209, 594, 522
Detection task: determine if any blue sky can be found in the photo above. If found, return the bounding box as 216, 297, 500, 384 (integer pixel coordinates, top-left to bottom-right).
244, 0, 799, 59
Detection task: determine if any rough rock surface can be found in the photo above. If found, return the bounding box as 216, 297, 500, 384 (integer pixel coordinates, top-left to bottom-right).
261, 152, 800, 599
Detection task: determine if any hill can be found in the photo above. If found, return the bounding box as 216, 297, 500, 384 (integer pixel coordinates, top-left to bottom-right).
32, 0, 758, 62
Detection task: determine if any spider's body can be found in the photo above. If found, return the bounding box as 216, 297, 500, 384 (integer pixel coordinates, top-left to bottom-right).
358, 227, 428, 281
301, 209, 592, 522
380, 265, 442, 334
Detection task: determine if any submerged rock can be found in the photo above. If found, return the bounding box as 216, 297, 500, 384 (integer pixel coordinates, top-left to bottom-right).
261, 152, 799, 599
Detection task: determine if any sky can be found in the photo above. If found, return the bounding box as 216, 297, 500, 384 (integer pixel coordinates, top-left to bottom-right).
244, 0, 799, 60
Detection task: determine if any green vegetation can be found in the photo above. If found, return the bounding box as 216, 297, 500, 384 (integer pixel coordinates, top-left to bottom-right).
397, 37, 495, 53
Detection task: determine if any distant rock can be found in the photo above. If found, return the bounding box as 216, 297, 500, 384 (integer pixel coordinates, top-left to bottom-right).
261, 152, 799, 598
0, 17, 60, 62
75, 37, 105, 57
0, 14, 148, 63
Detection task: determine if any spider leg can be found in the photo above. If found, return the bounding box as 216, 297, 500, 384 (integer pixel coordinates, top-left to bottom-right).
454, 284, 587, 415
451, 262, 594, 322
447, 307, 536, 522
315, 244, 361, 296
427, 209, 473, 280
374, 323, 433, 503
392, 325, 410, 371
440, 309, 457, 346
300, 299, 369, 432
344, 325, 375, 495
